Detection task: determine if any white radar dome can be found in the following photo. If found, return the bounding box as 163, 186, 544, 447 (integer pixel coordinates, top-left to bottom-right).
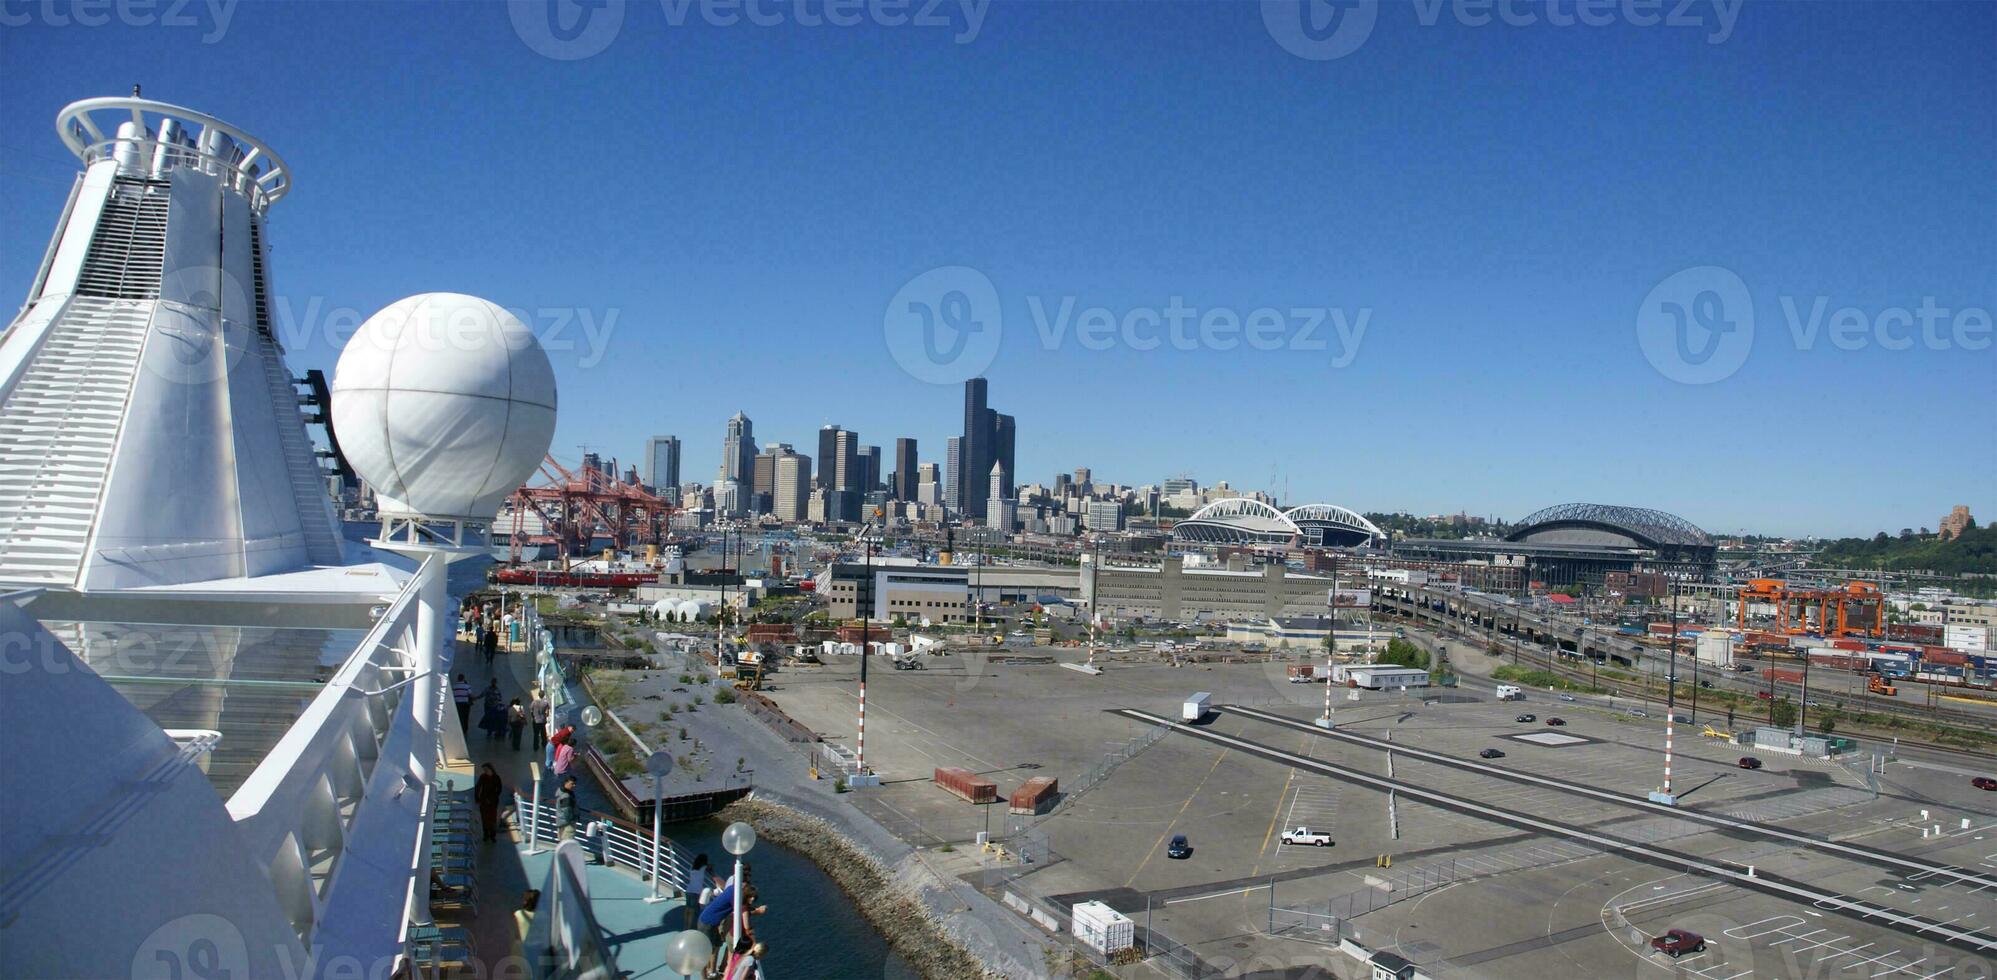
332, 293, 557, 522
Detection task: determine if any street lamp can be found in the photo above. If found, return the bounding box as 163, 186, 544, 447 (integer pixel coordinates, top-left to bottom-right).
644, 750, 675, 903
722, 820, 756, 951
664, 930, 713, 980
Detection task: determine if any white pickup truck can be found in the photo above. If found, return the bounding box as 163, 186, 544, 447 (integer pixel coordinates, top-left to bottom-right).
1281, 826, 1333, 847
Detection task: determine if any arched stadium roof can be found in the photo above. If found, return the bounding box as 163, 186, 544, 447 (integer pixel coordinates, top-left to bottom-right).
1506, 503, 1711, 549
1170, 499, 1384, 547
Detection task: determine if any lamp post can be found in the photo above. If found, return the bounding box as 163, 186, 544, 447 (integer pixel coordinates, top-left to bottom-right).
644, 750, 675, 903
1651, 577, 1680, 806
722, 821, 756, 950
664, 929, 712, 980
851, 519, 881, 787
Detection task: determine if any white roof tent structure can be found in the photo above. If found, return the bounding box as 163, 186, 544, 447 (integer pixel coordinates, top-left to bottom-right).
0, 96, 339, 592
1170, 498, 1386, 548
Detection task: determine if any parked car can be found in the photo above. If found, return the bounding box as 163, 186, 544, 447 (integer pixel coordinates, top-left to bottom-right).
1516, 713, 1536, 723
1545, 718, 1566, 726
1281, 826, 1334, 847
1558, 693, 1577, 702
1738, 757, 1763, 770
1756, 690, 1773, 700
1167, 834, 1192, 859
1972, 777, 1997, 791
1479, 748, 1506, 759
1650, 929, 1706, 957
1671, 714, 1691, 724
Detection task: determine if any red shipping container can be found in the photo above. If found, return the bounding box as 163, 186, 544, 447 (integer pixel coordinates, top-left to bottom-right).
1009, 776, 1059, 815
1926, 649, 1969, 668
1762, 668, 1803, 683
934, 766, 997, 804
1831, 639, 1864, 651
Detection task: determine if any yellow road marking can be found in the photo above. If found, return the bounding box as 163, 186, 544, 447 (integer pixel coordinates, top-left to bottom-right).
1126, 747, 1230, 888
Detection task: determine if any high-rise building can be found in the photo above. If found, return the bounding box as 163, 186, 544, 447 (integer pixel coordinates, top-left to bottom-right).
644, 435, 680, 497
993, 413, 1015, 499
753, 443, 797, 516
722, 412, 755, 486
988, 460, 1007, 504
775, 453, 813, 522
961, 378, 989, 520
858, 445, 881, 495
1074, 467, 1092, 493
816, 425, 841, 490
944, 437, 962, 513
1085, 499, 1124, 532
917, 462, 942, 506
832, 429, 860, 493
1941, 505, 1974, 540
893, 438, 919, 501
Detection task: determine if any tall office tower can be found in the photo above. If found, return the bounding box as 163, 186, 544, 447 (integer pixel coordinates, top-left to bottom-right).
916, 462, 941, 506
751, 446, 778, 515
960, 377, 989, 520
722, 412, 755, 486
988, 460, 1007, 503
0, 97, 348, 588
944, 437, 962, 513
582, 452, 604, 477
832, 428, 860, 493
1074, 467, 1092, 493
774, 453, 812, 522
858, 445, 881, 494
993, 413, 1015, 499
1054, 473, 1071, 496
645, 435, 680, 494
985, 461, 1015, 531
816, 425, 841, 490
623, 466, 640, 486
893, 438, 918, 501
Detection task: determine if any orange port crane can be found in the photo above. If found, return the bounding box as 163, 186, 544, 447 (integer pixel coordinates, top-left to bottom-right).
1736, 578, 1884, 639
506, 455, 673, 564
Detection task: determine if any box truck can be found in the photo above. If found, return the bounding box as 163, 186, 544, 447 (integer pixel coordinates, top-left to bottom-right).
1182, 692, 1211, 722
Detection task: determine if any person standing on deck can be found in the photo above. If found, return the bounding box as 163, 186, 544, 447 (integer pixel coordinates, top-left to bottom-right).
550, 727, 577, 784
556, 774, 579, 840
507, 697, 527, 750
474, 763, 505, 842
529, 689, 550, 751
453, 674, 474, 732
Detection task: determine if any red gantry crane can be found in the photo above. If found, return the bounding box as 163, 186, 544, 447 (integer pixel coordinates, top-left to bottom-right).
506, 455, 674, 566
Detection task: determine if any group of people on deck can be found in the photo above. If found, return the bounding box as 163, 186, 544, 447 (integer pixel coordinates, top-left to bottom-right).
689, 854, 769, 980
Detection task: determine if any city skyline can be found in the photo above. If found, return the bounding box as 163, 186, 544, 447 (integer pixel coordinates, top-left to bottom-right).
1, 3, 1989, 536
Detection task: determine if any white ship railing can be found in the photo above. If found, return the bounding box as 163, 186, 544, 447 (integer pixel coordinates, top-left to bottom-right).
224, 554, 445, 966
58, 97, 293, 211
515, 792, 693, 897
523, 842, 617, 980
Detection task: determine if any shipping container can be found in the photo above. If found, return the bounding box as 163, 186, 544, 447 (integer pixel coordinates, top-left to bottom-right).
1762, 668, 1803, 683
933, 766, 998, 804
1806, 650, 1859, 671
1924, 649, 1969, 668
1072, 901, 1135, 954
1009, 776, 1059, 815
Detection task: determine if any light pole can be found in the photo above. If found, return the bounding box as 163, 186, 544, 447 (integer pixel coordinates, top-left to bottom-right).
664, 929, 712, 980
852, 520, 881, 787
645, 750, 675, 903
722, 820, 756, 949
1652, 576, 1680, 806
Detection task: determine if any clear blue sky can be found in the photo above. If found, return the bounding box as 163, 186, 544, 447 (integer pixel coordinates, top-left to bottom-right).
3, 0, 1991, 538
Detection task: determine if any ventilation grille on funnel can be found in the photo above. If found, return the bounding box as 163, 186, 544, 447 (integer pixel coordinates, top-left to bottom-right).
75, 177, 170, 300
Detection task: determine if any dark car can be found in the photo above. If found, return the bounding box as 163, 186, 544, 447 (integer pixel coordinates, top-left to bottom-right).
1167, 834, 1192, 859
1738, 757, 1763, 770
1480, 748, 1506, 759
1545, 717, 1566, 727
1973, 777, 1997, 791
1516, 713, 1536, 723
1651, 928, 1705, 957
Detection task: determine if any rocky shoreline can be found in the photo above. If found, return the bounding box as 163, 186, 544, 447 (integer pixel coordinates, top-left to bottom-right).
718, 797, 1004, 980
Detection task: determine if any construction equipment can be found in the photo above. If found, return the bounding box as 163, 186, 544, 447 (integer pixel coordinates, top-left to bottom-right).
734, 658, 766, 692
1868, 674, 1898, 697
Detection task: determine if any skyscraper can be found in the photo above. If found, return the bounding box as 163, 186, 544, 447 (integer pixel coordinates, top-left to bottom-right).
893, 438, 918, 501
945, 437, 962, 513
917, 462, 941, 506
993, 412, 1015, 500
816, 425, 841, 490
722, 412, 755, 485
644, 435, 680, 495
859, 445, 881, 494
753, 443, 795, 516
774, 453, 812, 522
961, 378, 989, 519
832, 429, 860, 493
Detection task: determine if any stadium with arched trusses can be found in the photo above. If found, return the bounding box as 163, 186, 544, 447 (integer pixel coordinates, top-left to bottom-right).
1169, 499, 1386, 548
1391, 502, 1716, 586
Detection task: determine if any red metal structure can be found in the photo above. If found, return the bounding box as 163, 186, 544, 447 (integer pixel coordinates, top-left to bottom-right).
1736, 578, 1884, 639
506, 455, 673, 564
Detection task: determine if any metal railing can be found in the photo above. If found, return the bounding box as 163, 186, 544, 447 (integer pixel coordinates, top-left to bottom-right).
521, 842, 618, 980
515, 792, 691, 896
1049, 723, 1167, 814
